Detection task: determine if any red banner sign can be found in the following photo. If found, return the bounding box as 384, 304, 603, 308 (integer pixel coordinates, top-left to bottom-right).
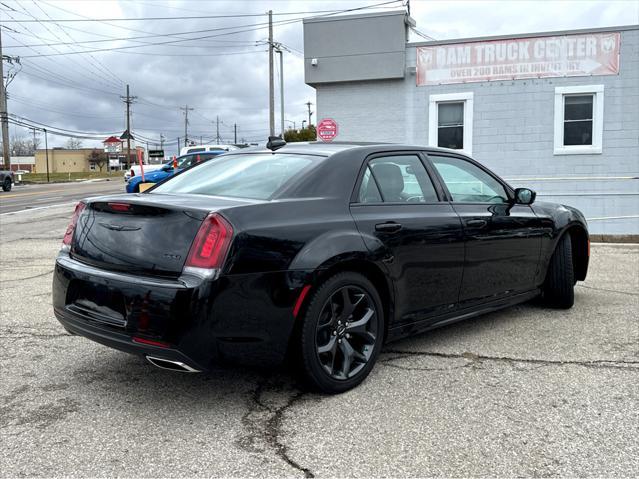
318, 118, 338, 142
416, 32, 620, 86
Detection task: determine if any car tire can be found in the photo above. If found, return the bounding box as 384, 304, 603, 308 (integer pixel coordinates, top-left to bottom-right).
297, 272, 384, 394
543, 233, 575, 309
2, 178, 11, 192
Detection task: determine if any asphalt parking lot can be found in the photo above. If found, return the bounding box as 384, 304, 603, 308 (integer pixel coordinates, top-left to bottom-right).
1, 204, 638, 478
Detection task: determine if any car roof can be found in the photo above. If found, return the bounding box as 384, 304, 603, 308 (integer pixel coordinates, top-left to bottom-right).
221, 141, 472, 158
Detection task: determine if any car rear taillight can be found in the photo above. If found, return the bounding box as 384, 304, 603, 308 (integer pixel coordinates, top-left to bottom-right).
183, 213, 233, 277
61, 202, 86, 251
130, 169, 135, 177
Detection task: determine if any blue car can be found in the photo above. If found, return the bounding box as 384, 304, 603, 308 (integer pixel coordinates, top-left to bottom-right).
126, 151, 224, 193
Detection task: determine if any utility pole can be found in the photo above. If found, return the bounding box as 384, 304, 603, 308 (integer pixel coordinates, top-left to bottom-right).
177, 137, 181, 152
180, 105, 193, 146
0, 29, 11, 169
306, 101, 313, 128
160, 134, 165, 150
215, 116, 220, 144
44, 128, 49, 183
268, 10, 275, 137
234, 123, 237, 144
277, 46, 284, 137
121, 84, 136, 168
32, 127, 38, 153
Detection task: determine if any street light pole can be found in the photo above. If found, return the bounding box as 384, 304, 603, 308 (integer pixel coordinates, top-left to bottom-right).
268, 10, 275, 137
277, 47, 284, 137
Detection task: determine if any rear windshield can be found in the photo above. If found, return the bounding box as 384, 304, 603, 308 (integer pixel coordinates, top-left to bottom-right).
152, 153, 319, 200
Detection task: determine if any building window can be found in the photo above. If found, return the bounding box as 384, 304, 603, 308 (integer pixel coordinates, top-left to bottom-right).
429, 92, 473, 156
438, 103, 464, 149
554, 85, 604, 155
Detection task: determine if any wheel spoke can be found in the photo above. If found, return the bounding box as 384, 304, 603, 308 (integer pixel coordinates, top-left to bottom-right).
339, 339, 354, 378
340, 288, 353, 319
318, 335, 337, 355
345, 308, 374, 335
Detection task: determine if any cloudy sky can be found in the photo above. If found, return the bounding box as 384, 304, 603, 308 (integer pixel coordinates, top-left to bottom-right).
2, 0, 637, 155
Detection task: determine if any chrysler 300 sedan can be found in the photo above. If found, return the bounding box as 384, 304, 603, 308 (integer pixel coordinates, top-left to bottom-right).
53, 142, 589, 393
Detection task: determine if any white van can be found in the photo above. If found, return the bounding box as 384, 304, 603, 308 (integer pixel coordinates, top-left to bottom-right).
179, 144, 239, 156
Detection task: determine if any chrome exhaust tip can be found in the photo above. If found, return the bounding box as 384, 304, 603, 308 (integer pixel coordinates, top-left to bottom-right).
146, 356, 201, 373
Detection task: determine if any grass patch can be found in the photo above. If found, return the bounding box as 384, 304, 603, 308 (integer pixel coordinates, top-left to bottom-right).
18, 171, 123, 184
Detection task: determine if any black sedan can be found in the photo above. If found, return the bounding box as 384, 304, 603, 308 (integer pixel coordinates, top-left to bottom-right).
53, 142, 589, 393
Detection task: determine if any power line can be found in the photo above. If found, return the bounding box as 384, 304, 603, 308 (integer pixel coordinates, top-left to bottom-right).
11, 2, 123, 90
8, 0, 405, 57
29, 0, 124, 87
0, 23, 122, 95
7, 95, 121, 120
0, 2, 404, 22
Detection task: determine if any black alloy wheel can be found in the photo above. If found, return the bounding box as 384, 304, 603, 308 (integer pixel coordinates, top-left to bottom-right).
298, 272, 384, 393
2, 178, 11, 192
316, 285, 378, 379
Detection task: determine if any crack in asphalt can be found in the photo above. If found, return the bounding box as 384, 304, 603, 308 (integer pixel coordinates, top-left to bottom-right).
3, 214, 72, 226
237, 378, 315, 478
2, 236, 62, 244
381, 349, 639, 371
0, 331, 69, 340
577, 284, 639, 297
0, 269, 54, 283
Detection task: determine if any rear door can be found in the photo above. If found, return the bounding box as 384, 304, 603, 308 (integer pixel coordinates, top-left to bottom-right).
426, 153, 543, 308
349, 152, 464, 326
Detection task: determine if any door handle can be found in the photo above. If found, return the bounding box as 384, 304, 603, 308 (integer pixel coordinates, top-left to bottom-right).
466, 219, 488, 228
375, 222, 402, 233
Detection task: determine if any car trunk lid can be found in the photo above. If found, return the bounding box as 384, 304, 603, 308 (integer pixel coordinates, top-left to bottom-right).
70, 194, 252, 277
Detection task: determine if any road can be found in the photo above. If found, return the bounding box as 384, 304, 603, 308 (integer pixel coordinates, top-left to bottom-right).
0, 180, 124, 214
1, 205, 638, 477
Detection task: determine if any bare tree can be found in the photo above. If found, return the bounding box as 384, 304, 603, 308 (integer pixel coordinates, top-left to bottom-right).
9, 134, 31, 156
65, 138, 83, 149
31, 136, 41, 153
89, 149, 107, 172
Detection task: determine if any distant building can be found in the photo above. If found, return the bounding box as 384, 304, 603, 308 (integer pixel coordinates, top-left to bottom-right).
0, 156, 35, 172
303, 12, 639, 235
34, 146, 144, 173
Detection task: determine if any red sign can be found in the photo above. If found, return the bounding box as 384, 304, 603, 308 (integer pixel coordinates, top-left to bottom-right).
416, 32, 620, 85
318, 118, 338, 142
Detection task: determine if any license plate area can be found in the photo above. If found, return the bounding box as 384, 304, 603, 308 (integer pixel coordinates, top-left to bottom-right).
66, 280, 127, 328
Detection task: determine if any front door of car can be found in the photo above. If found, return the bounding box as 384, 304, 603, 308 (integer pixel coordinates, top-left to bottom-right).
427, 154, 543, 308
349, 153, 465, 326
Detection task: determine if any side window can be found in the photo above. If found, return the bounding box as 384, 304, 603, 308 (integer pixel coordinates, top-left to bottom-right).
177, 155, 194, 169
429, 155, 508, 203
358, 167, 382, 203
367, 155, 438, 203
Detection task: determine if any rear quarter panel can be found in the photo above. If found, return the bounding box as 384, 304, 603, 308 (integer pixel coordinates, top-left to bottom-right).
220, 198, 369, 276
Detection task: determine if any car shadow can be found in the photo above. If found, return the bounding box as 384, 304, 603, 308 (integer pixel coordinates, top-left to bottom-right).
66, 298, 553, 402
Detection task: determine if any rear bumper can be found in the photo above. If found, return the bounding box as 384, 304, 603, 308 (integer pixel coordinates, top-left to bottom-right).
57, 306, 205, 371
53, 253, 311, 370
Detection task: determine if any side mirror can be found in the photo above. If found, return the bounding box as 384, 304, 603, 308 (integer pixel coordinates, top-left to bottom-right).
161, 164, 173, 172
514, 187, 536, 205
